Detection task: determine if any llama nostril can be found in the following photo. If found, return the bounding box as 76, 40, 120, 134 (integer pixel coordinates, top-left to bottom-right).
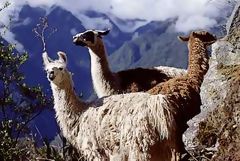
49, 71, 55, 81
73, 35, 87, 47
73, 35, 79, 43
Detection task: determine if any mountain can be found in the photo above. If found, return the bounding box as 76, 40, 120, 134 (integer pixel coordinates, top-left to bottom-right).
109, 22, 226, 72
109, 22, 189, 72
9, 5, 229, 98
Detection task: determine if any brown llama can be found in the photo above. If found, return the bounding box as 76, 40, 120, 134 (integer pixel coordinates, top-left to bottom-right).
73, 29, 186, 97
148, 31, 217, 158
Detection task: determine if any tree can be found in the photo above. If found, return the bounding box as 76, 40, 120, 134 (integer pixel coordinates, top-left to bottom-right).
0, 2, 83, 160
0, 40, 55, 160
0, 2, 56, 160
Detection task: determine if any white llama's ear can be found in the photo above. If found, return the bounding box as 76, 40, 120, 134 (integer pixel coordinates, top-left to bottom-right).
58, 51, 67, 64
178, 36, 189, 42
42, 52, 52, 66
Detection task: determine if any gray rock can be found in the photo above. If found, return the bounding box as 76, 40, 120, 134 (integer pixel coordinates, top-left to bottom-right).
183, 1, 240, 156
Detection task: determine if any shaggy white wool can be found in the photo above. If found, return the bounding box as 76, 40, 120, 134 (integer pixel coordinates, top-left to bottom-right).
53, 87, 176, 161
44, 52, 180, 161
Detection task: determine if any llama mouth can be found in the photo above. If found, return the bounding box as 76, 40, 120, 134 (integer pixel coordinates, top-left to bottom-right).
73, 39, 87, 47
74, 41, 87, 47
73, 37, 87, 47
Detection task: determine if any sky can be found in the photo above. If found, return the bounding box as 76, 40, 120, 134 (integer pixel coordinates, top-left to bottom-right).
0, 0, 232, 50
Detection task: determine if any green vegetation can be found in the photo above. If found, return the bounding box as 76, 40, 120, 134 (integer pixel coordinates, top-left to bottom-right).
0, 2, 82, 160
0, 39, 56, 160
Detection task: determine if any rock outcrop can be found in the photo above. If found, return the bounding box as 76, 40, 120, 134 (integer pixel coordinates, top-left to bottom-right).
183, 2, 240, 160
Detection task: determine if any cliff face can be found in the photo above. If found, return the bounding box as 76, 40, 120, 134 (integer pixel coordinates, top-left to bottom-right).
184, 2, 240, 160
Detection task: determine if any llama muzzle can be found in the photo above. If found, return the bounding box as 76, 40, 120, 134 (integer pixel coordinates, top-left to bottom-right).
49, 71, 55, 81
73, 35, 87, 47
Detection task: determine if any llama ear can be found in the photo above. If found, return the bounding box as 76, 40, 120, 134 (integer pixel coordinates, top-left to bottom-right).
203, 33, 217, 45
97, 29, 110, 36
42, 52, 52, 66
58, 51, 67, 64
178, 36, 189, 42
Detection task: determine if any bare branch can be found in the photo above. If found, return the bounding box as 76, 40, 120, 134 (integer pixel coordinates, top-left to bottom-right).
32, 17, 57, 52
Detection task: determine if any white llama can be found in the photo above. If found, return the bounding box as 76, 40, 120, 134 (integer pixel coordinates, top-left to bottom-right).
43, 51, 187, 161
73, 29, 187, 98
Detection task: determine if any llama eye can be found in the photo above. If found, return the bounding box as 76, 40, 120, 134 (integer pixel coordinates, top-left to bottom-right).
59, 67, 63, 71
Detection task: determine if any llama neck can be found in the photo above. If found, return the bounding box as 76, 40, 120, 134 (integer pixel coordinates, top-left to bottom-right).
50, 73, 87, 131
50, 74, 87, 146
51, 77, 87, 114
51, 80, 86, 113
187, 39, 209, 90
88, 41, 118, 97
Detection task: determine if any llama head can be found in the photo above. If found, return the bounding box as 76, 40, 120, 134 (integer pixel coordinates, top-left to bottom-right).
178, 31, 217, 46
42, 51, 69, 86
73, 29, 110, 47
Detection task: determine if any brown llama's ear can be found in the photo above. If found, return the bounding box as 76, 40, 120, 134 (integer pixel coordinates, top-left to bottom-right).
42, 52, 52, 66
178, 36, 189, 42
58, 51, 67, 64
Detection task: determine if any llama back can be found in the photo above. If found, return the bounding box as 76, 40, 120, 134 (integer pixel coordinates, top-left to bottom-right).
74, 93, 177, 160
117, 68, 171, 93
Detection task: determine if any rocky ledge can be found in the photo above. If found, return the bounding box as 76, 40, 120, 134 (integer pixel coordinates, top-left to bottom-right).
183, 2, 240, 161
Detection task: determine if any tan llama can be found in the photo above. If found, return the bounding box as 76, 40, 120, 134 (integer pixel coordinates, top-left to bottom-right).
148, 31, 217, 159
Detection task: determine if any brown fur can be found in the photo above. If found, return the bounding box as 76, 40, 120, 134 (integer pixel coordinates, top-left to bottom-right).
118, 67, 170, 93
149, 31, 216, 118
148, 31, 217, 158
